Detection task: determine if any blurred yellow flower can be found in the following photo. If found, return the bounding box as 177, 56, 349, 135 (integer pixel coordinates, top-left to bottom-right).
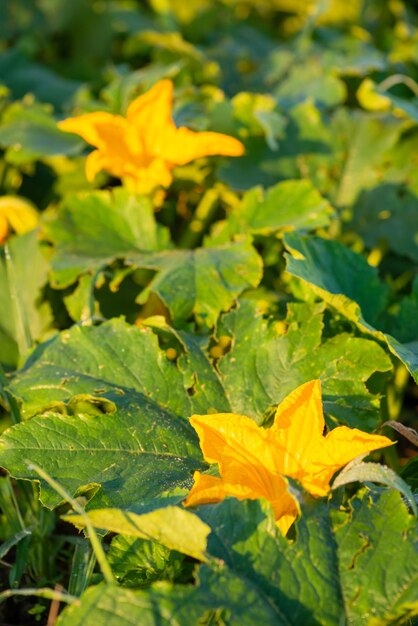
58, 80, 244, 194
184, 380, 393, 534
0, 196, 39, 244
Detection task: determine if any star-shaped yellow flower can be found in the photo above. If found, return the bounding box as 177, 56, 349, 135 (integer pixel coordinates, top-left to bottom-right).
184, 380, 393, 534
58, 80, 244, 194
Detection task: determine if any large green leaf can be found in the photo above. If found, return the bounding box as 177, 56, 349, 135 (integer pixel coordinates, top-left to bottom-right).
284, 232, 388, 325
284, 232, 418, 382
56, 583, 197, 626
10, 299, 391, 431
0, 399, 202, 510
10, 318, 230, 420
57, 491, 418, 625
196, 498, 344, 625
216, 299, 392, 428
107, 534, 185, 587
1, 319, 224, 508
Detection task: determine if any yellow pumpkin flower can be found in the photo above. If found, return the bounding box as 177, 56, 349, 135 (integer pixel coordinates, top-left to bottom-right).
184, 380, 393, 534
0, 196, 40, 245
58, 80, 244, 194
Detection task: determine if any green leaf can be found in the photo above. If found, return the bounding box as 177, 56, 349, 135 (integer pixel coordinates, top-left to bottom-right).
0, 101, 83, 164
284, 232, 418, 382
44, 189, 170, 288
217, 299, 392, 428
63, 506, 210, 561
274, 61, 346, 109
198, 491, 418, 625
0, 49, 82, 109
197, 498, 344, 625
334, 488, 418, 625
331, 111, 403, 207
0, 231, 52, 368
0, 406, 201, 510
284, 232, 388, 325
135, 241, 262, 327
107, 534, 185, 587
56, 583, 198, 626
351, 184, 418, 263
0, 528, 32, 560
219, 179, 333, 238
332, 461, 417, 515
10, 318, 230, 420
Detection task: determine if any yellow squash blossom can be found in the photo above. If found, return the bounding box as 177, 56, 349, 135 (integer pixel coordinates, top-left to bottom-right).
58, 80, 244, 194
184, 380, 393, 534
0, 196, 39, 244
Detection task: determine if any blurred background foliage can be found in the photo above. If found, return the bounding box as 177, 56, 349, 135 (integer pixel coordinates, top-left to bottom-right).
0, 0, 417, 412
0, 1, 418, 622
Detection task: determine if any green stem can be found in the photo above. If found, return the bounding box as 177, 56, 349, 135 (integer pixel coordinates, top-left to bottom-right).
0, 162, 10, 193
379, 74, 418, 98
0, 587, 76, 605
6, 475, 26, 531
179, 187, 219, 249
381, 363, 410, 471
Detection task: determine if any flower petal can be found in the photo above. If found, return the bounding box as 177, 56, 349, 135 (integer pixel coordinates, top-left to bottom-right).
85, 150, 106, 181
126, 80, 175, 154
162, 127, 245, 165
184, 470, 299, 536
301, 426, 394, 496
122, 158, 174, 194
0, 196, 39, 238
276, 510, 299, 536
126, 79, 174, 128
189, 413, 297, 524
183, 472, 227, 508
59, 112, 137, 182
190, 413, 283, 475
0, 214, 8, 244
324, 425, 394, 465
271, 380, 324, 473
58, 112, 128, 148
